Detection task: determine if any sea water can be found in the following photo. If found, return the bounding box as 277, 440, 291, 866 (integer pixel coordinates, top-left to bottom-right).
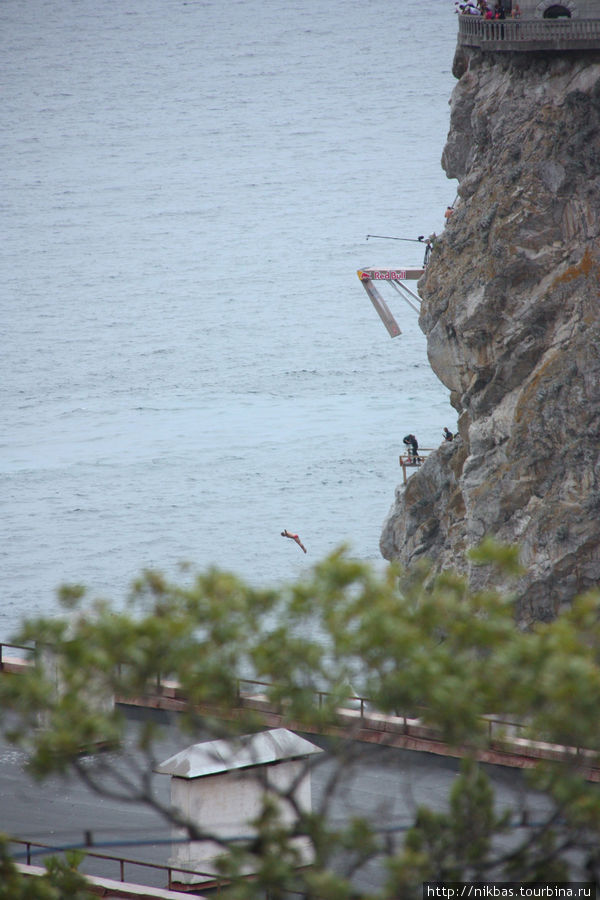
1, 0, 459, 638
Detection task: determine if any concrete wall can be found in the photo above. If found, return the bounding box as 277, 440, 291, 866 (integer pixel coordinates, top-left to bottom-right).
518, 0, 600, 16
168, 759, 313, 881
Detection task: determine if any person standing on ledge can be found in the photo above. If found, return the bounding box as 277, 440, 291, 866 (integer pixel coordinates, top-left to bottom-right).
443, 427, 454, 442
422, 235, 436, 267
403, 434, 419, 463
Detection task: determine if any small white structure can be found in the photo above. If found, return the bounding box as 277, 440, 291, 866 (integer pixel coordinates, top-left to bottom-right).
155, 728, 324, 887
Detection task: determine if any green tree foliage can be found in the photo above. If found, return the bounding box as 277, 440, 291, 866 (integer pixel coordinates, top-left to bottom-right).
1, 542, 600, 897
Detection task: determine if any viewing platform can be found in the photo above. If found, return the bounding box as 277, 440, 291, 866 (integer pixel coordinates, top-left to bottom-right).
399, 449, 433, 484
458, 15, 600, 51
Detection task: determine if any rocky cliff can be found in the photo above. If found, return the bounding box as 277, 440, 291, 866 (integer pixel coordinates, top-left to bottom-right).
380, 46, 600, 624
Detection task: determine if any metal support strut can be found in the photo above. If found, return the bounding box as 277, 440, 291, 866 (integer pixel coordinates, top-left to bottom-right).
357, 267, 424, 338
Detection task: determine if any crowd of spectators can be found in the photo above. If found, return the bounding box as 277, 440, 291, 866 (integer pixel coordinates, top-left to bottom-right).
455, 1, 521, 18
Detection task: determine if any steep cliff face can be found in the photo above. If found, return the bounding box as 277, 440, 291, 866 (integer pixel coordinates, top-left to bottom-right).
381, 48, 600, 624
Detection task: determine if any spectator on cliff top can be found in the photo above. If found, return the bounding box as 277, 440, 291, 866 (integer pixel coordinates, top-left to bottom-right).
443, 427, 454, 442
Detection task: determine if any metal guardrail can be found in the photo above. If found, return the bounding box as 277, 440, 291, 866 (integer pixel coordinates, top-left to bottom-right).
457, 16, 600, 50
0, 641, 35, 670
234, 677, 528, 742
11, 837, 225, 894
2, 650, 598, 761
235, 676, 373, 719
0, 646, 588, 750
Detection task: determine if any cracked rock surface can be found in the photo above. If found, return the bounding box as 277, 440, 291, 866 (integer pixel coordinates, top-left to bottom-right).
380, 47, 600, 624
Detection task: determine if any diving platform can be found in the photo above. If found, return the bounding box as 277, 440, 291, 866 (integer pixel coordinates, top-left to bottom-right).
399, 449, 433, 484
357, 267, 424, 338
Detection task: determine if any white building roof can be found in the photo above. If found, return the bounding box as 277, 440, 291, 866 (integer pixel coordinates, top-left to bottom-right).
155, 728, 324, 779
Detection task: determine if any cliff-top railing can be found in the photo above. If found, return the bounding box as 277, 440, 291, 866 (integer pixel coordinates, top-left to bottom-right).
458, 15, 600, 51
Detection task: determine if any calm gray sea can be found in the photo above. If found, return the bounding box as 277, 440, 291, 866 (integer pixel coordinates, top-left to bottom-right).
1, 0, 459, 637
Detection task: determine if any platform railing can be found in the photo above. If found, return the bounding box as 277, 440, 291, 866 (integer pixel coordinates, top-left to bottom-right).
398, 447, 434, 483
457, 15, 600, 50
